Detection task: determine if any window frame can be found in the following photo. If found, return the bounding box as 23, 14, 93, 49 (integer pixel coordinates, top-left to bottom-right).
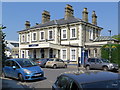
26, 33, 30, 42
48, 30, 53, 40
89, 29, 93, 40
70, 27, 77, 39
32, 32, 37, 41
61, 49, 67, 60
70, 48, 76, 61
39, 31, 45, 40
61, 29, 67, 39
21, 34, 25, 43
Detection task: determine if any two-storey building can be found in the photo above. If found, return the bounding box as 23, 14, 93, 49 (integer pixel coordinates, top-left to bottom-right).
18, 4, 117, 64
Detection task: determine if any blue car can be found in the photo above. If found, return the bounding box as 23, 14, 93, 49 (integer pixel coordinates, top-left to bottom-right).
2, 58, 44, 81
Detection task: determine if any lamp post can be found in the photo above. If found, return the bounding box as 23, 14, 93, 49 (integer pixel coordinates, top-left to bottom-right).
108, 30, 112, 61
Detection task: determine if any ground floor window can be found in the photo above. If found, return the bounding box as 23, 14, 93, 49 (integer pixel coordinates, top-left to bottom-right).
70, 48, 76, 61
22, 51, 24, 58
61, 49, 67, 60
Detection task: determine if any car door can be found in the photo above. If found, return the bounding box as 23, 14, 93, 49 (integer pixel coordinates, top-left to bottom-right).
89, 58, 96, 69
3, 60, 12, 77
55, 59, 61, 67
95, 59, 102, 69
10, 61, 20, 79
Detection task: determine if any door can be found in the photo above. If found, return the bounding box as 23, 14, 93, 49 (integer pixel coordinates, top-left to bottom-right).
3, 60, 12, 77
11, 61, 20, 79
95, 59, 102, 69
89, 58, 96, 69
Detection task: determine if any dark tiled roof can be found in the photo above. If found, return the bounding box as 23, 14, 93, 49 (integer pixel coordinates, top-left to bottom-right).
93, 36, 118, 42
18, 17, 102, 32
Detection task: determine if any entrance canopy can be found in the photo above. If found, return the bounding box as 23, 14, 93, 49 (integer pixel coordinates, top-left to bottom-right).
19, 42, 62, 50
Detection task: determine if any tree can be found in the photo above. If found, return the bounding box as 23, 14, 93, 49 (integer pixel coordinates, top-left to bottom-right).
112, 34, 120, 41
0, 25, 6, 67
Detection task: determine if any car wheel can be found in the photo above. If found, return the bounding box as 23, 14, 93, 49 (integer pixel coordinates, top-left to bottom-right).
18, 74, 24, 82
64, 64, 67, 68
103, 66, 108, 71
53, 65, 57, 69
2, 72, 6, 78
86, 65, 90, 70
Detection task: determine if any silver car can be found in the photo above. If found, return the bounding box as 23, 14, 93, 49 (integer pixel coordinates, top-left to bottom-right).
84, 58, 119, 71
45, 58, 67, 69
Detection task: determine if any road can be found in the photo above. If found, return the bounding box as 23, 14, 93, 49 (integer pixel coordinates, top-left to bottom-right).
2, 66, 119, 89
19, 66, 81, 89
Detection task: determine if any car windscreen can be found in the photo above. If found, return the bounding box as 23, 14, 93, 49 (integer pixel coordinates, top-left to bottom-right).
101, 59, 110, 63
81, 79, 120, 89
16, 59, 37, 68
48, 59, 54, 61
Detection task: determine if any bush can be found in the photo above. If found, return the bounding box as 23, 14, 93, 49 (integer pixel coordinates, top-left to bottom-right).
101, 44, 120, 67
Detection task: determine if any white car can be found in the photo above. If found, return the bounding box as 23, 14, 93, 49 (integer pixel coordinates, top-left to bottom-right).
45, 58, 67, 69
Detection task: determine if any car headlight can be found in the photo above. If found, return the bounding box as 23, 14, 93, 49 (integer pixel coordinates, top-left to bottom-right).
23, 69, 32, 74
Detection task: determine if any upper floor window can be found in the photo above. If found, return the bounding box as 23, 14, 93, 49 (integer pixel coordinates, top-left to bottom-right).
70, 28, 76, 39
27, 33, 30, 42
21, 34, 25, 43
40, 31, 45, 40
32, 32, 37, 41
48, 30, 53, 40
89, 29, 93, 40
61, 29, 67, 39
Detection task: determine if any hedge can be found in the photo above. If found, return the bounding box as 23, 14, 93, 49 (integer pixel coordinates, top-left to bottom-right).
101, 44, 120, 67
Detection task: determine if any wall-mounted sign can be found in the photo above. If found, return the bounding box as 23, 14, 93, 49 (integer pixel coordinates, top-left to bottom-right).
29, 44, 39, 47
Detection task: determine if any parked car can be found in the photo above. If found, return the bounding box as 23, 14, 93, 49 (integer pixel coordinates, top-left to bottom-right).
35, 58, 49, 67
45, 58, 67, 69
52, 71, 120, 89
2, 58, 44, 81
84, 58, 119, 71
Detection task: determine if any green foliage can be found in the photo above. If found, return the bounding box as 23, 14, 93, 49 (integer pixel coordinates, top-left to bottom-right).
101, 44, 120, 67
112, 34, 120, 41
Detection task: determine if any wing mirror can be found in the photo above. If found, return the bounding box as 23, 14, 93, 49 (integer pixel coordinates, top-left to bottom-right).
13, 66, 16, 70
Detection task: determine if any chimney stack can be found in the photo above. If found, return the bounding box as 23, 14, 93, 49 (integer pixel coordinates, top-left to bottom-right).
65, 4, 74, 20
82, 8, 88, 22
25, 21, 30, 29
92, 11, 97, 25
42, 10, 50, 24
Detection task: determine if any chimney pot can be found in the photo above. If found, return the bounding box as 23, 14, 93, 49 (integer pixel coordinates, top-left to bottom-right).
64, 4, 74, 20
25, 21, 30, 29
82, 8, 88, 22
92, 11, 97, 25
42, 10, 50, 24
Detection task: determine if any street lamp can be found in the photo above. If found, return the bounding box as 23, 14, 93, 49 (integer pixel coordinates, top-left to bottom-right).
108, 30, 112, 61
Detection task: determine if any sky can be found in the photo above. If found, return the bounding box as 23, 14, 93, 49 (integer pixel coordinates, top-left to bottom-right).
1, 2, 119, 41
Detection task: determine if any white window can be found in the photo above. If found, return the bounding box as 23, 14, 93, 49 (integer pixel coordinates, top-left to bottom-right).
40, 31, 45, 40
94, 49, 97, 57
70, 27, 76, 39
89, 29, 93, 40
27, 33, 30, 42
61, 29, 67, 39
32, 32, 37, 41
61, 49, 67, 60
48, 30, 53, 40
21, 34, 25, 43
70, 48, 76, 61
